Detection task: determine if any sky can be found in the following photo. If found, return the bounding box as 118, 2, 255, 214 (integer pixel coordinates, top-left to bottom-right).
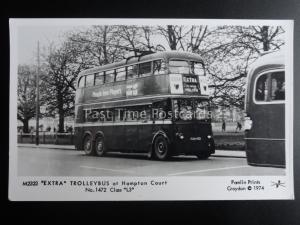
16, 23, 286, 66
17, 25, 81, 65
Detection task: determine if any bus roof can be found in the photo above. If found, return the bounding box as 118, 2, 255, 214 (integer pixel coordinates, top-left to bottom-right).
79, 51, 204, 77
247, 50, 284, 81
252, 50, 284, 68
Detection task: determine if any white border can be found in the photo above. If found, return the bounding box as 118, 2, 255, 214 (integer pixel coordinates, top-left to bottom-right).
9, 19, 294, 201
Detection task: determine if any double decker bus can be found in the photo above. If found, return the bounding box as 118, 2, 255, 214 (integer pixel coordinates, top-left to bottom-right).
74, 51, 215, 160
244, 50, 285, 167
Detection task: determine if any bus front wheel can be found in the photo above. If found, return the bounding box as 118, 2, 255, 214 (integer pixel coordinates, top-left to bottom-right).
83, 134, 94, 155
153, 136, 170, 160
95, 135, 106, 157
196, 152, 210, 160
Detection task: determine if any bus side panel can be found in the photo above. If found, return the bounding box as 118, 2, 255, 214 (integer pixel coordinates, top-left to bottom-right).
103, 125, 124, 150
269, 104, 285, 138
123, 125, 138, 152
246, 139, 285, 167
245, 66, 285, 167
138, 124, 154, 153
74, 127, 84, 150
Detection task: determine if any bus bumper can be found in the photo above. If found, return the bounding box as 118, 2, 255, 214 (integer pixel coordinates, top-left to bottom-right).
171, 137, 215, 156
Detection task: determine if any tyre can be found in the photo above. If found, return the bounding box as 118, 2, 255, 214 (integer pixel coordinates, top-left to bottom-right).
83, 134, 94, 155
94, 135, 106, 157
153, 135, 170, 160
196, 152, 210, 159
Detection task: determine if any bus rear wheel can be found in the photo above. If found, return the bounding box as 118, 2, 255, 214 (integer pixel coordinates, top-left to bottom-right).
153, 136, 170, 160
95, 135, 106, 157
83, 134, 94, 155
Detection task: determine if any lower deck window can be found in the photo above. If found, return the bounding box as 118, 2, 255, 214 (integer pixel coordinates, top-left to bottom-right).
255, 74, 268, 101
271, 71, 285, 101
254, 71, 285, 103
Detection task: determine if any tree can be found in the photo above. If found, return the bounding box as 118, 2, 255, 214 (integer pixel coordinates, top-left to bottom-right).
119, 25, 160, 53
40, 24, 285, 130
68, 25, 125, 66
44, 41, 90, 132
17, 65, 47, 133
17, 65, 36, 133
157, 25, 188, 50
201, 25, 285, 108
235, 25, 285, 52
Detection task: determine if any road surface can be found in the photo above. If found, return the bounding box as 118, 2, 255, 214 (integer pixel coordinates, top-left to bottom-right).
17, 146, 285, 176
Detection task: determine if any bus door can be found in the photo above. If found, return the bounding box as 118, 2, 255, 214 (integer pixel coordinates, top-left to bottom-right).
245, 69, 285, 167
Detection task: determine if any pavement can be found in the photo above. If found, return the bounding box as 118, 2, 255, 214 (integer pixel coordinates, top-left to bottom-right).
17, 143, 246, 158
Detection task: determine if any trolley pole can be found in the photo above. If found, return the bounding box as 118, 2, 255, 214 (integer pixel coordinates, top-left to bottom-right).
35, 41, 40, 145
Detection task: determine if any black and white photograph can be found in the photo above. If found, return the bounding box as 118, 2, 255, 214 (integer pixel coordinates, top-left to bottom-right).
9, 19, 294, 200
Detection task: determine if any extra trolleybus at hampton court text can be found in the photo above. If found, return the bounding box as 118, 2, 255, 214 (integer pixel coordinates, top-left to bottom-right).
74, 51, 215, 160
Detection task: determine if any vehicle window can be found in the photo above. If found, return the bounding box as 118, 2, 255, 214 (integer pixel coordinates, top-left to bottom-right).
139, 62, 152, 77
194, 100, 211, 120
123, 106, 140, 121
119, 105, 150, 121
78, 76, 85, 88
95, 72, 104, 85
255, 74, 268, 101
127, 65, 138, 79
105, 109, 114, 122
140, 106, 151, 121
173, 99, 210, 121
87, 108, 113, 122
191, 61, 205, 76
271, 71, 285, 101
114, 108, 125, 122
153, 60, 166, 75
173, 99, 193, 120
85, 75, 94, 87
116, 67, 126, 81
105, 70, 115, 83
169, 60, 190, 74
152, 100, 172, 120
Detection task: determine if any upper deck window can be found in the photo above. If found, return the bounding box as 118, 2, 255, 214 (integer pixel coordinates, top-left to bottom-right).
95, 72, 104, 85
191, 61, 205, 76
105, 70, 115, 83
116, 67, 126, 81
78, 76, 85, 88
139, 62, 152, 77
127, 65, 138, 79
85, 75, 94, 87
153, 60, 166, 75
169, 60, 190, 74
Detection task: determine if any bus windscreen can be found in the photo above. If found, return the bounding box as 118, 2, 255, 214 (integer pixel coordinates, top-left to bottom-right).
169, 60, 205, 76
173, 98, 211, 121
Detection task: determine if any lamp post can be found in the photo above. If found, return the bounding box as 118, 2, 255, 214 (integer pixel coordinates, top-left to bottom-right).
35, 41, 40, 145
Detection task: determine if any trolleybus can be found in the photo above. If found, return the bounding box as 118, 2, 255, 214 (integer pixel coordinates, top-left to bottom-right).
74, 51, 215, 160
244, 50, 285, 167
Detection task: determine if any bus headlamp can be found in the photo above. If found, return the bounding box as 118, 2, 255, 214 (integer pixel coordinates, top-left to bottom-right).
176, 132, 185, 140
244, 117, 253, 130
